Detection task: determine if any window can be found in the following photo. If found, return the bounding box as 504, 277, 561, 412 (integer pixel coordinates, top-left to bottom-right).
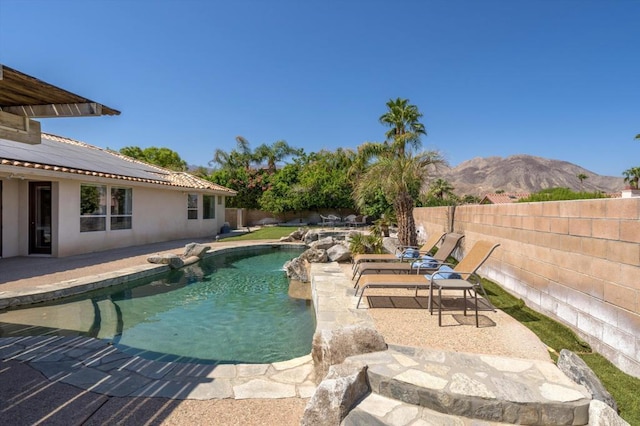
203, 195, 215, 219
111, 187, 132, 230
187, 194, 198, 219
80, 184, 107, 232
218, 195, 223, 205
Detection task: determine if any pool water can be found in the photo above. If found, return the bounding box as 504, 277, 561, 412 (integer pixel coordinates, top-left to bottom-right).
0, 246, 316, 364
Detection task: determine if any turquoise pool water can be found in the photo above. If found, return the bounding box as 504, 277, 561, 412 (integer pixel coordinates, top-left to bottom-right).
0, 246, 315, 364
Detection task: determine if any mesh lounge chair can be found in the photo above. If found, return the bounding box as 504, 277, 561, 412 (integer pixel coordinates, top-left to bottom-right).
354, 240, 500, 327
320, 214, 340, 226
352, 233, 464, 284
351, 231, 446, 272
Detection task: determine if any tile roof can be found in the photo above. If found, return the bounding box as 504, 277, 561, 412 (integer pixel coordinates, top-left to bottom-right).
480, 193, 530, 204
0, 133, 236, 194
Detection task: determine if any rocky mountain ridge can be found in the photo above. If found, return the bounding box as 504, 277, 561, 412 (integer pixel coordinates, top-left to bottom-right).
439, 154, 624, 197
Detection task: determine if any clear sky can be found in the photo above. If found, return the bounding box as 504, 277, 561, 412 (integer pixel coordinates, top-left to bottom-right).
1, 0, 638, 177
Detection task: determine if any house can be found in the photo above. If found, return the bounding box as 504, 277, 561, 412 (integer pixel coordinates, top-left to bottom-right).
479, 193, 530, 205
0, 64, 235, 258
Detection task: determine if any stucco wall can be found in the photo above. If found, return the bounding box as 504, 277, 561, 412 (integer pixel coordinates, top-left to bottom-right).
1, 175, 228, 258
0, 179, 20, 257
414, 198, 640, 378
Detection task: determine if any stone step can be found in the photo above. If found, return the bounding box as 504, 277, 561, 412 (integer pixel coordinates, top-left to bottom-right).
345, 345, 592, 426
344, 393, 512, 426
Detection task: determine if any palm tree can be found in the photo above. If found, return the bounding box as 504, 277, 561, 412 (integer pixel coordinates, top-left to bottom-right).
210, 136, 253, 169
354, 98, 444, 246
378, 97, 426, 156
428, 178, 455, 199
254, 140, 302, 172
623, 167, 640, 189
577, 173, 588, 190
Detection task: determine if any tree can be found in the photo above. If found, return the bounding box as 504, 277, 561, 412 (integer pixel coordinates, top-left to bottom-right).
297, 149, 356, 212
254, 140, 303, 172
208, 136, 303, 209
354, 98, 445, 246
623, 167, 640, 189
577, 173, 588, 190
119, 146, 188, 171
428, 178, 455, 199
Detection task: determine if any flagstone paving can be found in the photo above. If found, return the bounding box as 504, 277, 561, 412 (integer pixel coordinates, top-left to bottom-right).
0, 242, 594, 425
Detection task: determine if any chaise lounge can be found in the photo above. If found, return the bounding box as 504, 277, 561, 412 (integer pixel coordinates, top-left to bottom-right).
354, 240, 500, 327
352, 233, 464, 284
351, 231, 446, 271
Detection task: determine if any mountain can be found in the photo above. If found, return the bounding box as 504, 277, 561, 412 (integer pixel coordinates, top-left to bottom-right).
439, 154, 625, 197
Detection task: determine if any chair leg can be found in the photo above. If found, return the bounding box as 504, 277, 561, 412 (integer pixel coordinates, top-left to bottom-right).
356, 287, 366, 308
463, 289, 467, 316
476, 283, 496, 312
474, 288, 479, 327
429, 284, 434, 315
438, 286, 442, 326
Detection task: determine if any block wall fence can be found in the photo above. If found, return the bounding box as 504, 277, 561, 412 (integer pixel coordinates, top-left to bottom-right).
414, 198, 640, 378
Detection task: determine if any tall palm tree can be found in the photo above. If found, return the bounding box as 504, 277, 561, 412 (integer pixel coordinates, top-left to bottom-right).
354, 98, 444, 246
623, 167, 640, 189
378, 97, 426, 156
428, 178, 455, 199
577, 173, 588, 190
211, 136, 253, 169
254, 140, 302, 172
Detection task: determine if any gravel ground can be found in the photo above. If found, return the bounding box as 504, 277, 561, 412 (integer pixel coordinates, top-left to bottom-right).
159, 398, 309, 426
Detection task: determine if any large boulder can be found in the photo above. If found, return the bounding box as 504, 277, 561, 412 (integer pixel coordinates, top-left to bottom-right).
311, 325, 387, 384
283, 257, 309, 282
300, 248, 329, 263
303, 230, 320, 244
327, 244, 351, 262
288, 227, 307, 241
311, 236, 336, 250
146, 253, 184, 269
300, 361, 369, 426
557, 349, 618, 412
588, 400, 630, 426
183, 243, 210, 259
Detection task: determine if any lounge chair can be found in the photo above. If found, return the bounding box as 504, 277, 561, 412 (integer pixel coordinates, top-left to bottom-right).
352, 233, 464, 283
354, 241, 500, 328
345, 214, 368, 227
351, 231, 446, 271
320, 214, 341, 226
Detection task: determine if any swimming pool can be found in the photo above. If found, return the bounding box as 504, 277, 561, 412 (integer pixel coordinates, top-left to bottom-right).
0, 246, 315, 364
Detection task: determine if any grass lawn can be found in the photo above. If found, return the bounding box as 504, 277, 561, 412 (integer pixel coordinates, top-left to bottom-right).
221, 226, 299, 241
482, 278, 640, 424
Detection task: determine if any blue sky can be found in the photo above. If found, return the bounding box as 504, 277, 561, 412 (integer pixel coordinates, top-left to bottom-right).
1, 0, 638, 177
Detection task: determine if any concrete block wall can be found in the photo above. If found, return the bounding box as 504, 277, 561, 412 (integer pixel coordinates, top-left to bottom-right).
414, 198, 640, 378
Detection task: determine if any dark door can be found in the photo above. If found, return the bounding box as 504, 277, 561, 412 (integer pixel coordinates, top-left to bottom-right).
29, 181, 52, 255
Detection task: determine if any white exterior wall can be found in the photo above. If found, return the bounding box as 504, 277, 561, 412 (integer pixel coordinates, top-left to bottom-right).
1, 171, 229, 258
1, 178, 20, 257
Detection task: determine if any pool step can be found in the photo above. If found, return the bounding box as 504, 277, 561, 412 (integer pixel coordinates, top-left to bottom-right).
343, 346, 591, 425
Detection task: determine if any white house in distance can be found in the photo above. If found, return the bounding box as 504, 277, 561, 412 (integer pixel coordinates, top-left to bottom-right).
0, 64, 235, 258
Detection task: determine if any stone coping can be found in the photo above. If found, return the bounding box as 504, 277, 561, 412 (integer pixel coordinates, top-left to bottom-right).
0, 244, 344, 401
0, 242, 305, 310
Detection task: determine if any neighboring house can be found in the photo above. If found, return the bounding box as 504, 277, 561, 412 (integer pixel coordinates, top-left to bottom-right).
0, 64, 235, 258
0, 133, 236, 258
479, 193, 530, 204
